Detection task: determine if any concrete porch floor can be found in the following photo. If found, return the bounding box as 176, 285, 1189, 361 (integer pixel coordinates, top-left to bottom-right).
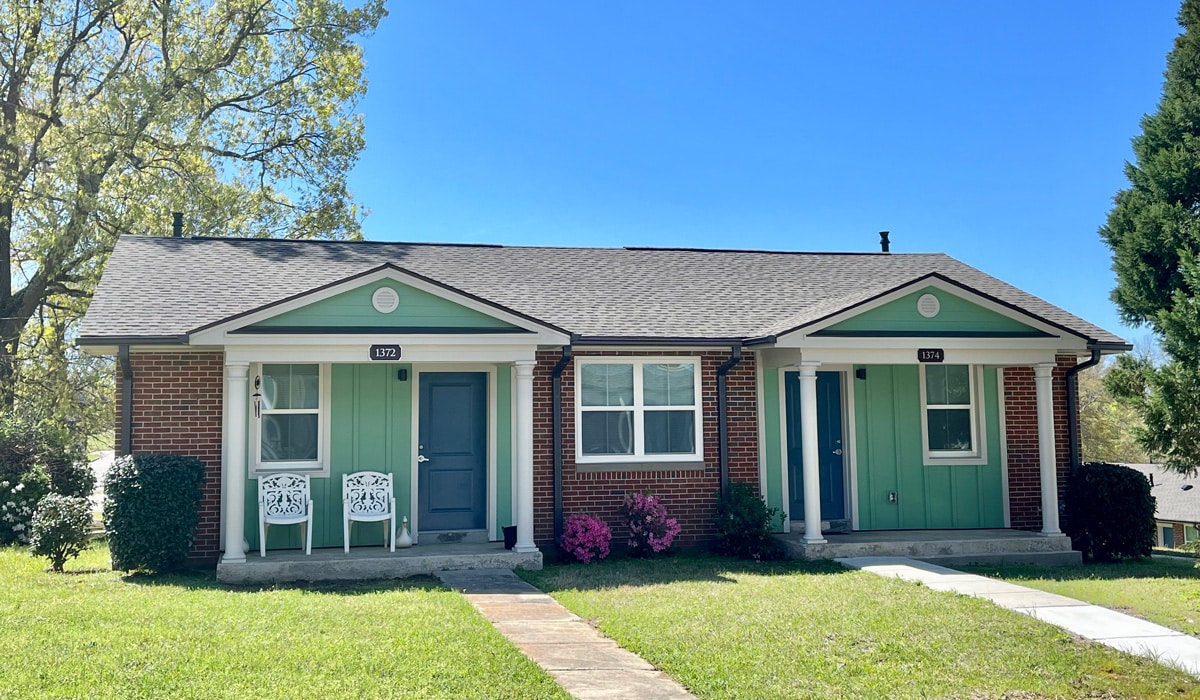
216, 541, 542, 585
777, 528, 1081, 566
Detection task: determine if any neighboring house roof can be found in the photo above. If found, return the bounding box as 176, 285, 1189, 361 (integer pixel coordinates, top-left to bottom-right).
79, 235, 1127, 345
1125, 464, 1200, 524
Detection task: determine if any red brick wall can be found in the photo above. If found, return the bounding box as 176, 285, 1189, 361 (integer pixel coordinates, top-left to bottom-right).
533, 349, 758, 549
116, 352, 224, 563
1003, 354, 1076, 531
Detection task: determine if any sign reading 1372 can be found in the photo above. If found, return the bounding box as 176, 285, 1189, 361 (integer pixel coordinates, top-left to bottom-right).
369, 344, 402, 361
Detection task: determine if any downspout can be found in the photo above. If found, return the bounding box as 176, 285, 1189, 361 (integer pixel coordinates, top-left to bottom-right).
118, 345, 133, 456
717, 346, 744, 495
1064, 345, 1102, 474
551, 346, 573, 542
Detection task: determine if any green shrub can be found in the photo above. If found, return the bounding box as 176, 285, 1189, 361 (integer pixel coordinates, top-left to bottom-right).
1065, 462, 1155, 562
105, 454, 205, 572
0, 412, 90, 545
714, 482, 788, 560
29, 493, 93, 572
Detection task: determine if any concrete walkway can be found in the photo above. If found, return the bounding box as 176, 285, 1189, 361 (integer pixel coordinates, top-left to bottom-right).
436, 569, 695, 700
839, 556, 1200, 677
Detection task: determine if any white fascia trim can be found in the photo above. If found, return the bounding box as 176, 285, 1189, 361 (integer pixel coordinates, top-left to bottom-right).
775, 277, 1087, 347
224, 343, 539, 364
188, 266, 571, 346
786, 347, 1059, 366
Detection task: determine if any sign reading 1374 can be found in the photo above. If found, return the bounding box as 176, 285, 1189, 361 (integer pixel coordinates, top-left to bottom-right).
917, 348, 945, 363
369, 344, 402, 361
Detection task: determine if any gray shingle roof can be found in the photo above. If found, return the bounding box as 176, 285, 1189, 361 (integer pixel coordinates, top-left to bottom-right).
1125, 464, 1200, 524
78, 235, 1127, 345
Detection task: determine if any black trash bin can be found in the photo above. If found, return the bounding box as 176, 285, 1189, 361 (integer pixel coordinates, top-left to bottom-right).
502, 526, 517, 550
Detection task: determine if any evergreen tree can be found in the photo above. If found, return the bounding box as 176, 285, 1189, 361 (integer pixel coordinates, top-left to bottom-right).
1102, 0, 1200, 473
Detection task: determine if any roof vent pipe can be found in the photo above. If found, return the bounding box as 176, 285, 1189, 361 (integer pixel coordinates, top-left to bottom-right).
172, 212, 183, 238
879, 231, 890, 253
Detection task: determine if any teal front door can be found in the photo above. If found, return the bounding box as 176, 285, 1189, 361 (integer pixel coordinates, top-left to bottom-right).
786, 371, 846, 521
418, 372, 487, 531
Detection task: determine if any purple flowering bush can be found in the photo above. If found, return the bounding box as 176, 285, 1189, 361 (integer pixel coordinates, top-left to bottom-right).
559, 513, 612, 563
620, 492, 681, 557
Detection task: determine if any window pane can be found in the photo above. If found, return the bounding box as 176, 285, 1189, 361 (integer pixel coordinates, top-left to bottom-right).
643, 363, 696, 406
925, 365, 970, 406
944, 365, 970, 404
926, 408, 973, 452
924, 365, 946, 405
580, 411, 634, 455
644, 411, 696, 454
261, 414, 319, 462
580, 364, 634, 407
261, 364, 319, 410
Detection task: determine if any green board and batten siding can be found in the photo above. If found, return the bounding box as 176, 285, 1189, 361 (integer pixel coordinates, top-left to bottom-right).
853, 365, 1004, 530
248, 279, 520, 330
245, 363, 514, 551
819, 287, 1041, 335
760, 367, 786, 521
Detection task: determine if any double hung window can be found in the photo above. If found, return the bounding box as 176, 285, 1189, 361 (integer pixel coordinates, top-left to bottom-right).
576, 358, 703, 464
252, 363, 329, 475
920, 364, 986, 464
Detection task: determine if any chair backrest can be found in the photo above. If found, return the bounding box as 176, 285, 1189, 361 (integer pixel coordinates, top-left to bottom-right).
343, 471, 393, 517
259, 473, 311, 518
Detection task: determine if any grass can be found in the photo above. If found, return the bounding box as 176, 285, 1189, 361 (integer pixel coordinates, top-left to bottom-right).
0, 545, 567, 700
522, 555, 1200, 699
963, 555, 1200, 637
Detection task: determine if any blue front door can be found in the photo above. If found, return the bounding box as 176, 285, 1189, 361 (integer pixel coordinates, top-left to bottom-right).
786, 371, 846, 521
418, 372, 487, 531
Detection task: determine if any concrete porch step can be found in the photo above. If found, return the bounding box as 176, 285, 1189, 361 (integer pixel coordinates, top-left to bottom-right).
777, 529, 1080, 566
216, 542, 542, 585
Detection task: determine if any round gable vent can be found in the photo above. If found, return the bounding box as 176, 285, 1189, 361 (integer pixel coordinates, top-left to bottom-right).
372, 287, 400, 314
917, 293, 941, 319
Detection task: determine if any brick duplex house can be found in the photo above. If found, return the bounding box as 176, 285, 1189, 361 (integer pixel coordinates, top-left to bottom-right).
79, 235, 1128, 577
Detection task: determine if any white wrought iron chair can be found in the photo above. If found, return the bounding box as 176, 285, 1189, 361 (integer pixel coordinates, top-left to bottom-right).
258, 472, 314, 557
343, 471, 397, 553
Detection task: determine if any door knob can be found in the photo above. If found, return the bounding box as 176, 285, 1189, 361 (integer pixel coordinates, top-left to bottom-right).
417, 455, 430, 463
832, 448, 843, 456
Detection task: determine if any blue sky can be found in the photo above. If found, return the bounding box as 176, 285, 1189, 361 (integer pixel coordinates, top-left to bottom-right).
348, 2, 1182, 344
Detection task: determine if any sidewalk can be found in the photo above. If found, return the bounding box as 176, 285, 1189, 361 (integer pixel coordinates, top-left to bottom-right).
839, 556, 1200, 677
436, 568, 695, 700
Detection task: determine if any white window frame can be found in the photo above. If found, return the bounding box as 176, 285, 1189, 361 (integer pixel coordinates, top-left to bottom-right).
249, 362, 332, 477
919, 364, 987, 466
575, 357, 704, 465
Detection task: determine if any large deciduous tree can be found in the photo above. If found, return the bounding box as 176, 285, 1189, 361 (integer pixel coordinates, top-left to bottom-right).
1101, 0, 1200, 472
0, 0, 386, 415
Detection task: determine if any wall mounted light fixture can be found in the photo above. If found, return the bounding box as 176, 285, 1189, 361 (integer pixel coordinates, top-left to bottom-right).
252, 375, 262, 418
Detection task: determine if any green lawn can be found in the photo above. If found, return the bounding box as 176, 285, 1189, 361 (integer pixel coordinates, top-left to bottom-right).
0, 545, 567, 700
522, 556, 1200, 699
963, 555, 1200, 637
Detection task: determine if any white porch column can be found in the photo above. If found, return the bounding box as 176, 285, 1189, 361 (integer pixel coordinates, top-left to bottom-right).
513, 360, 538, 553
1034, 363, 1061, 535
797, 361, 826, 544
221, 362, 250, 564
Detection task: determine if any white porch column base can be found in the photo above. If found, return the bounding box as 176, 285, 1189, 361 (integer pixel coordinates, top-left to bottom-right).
513, 360, 539, 553
797, 361, 826, 544
221, 362, 250, 564
1034, 363, 1061, 535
